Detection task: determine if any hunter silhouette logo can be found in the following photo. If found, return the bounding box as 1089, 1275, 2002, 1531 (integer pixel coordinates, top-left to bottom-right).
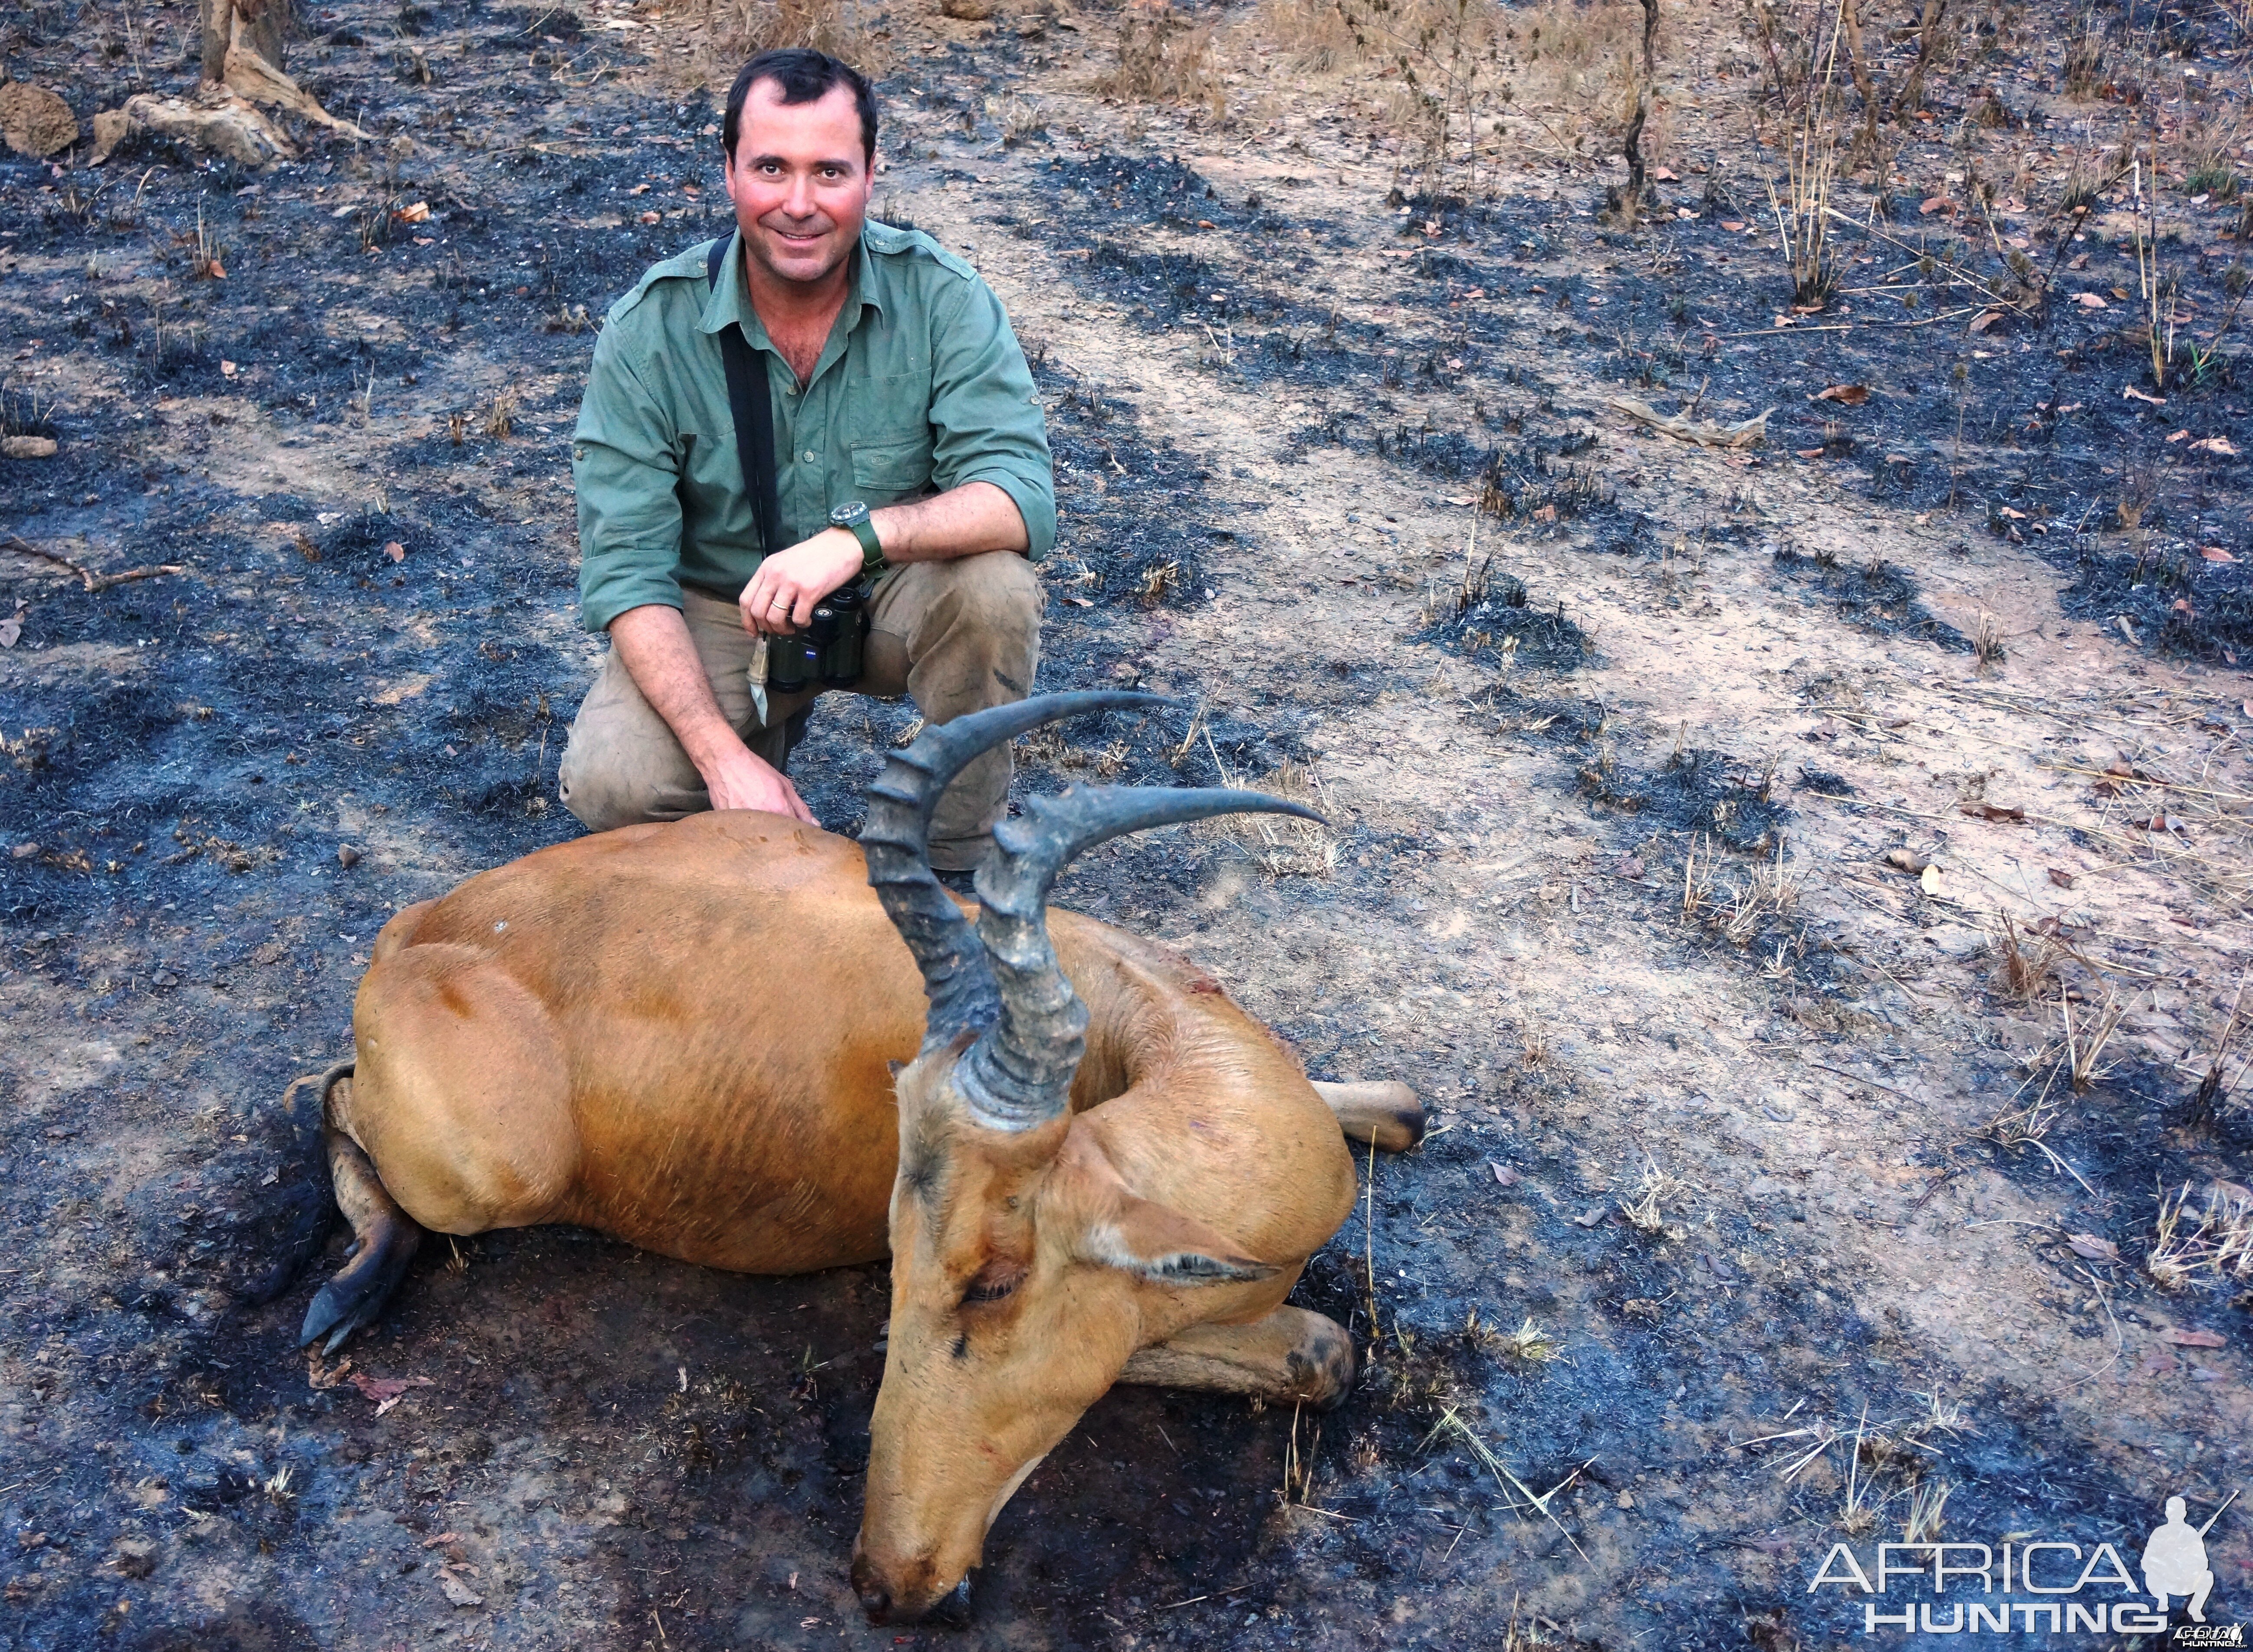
2144, 1496, 2218, 1623
1807, 1489, 2239, 1638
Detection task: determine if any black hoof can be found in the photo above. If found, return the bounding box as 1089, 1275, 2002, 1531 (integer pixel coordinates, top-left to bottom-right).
299, 1223, 419, 1353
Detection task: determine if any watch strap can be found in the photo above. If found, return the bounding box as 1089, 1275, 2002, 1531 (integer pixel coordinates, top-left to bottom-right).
846, 513, 885, 571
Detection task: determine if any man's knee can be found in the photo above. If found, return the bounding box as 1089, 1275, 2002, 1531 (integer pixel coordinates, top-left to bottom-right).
557, 693, 704, 833
919, 552, 1042, 647
558, 736, 651, 833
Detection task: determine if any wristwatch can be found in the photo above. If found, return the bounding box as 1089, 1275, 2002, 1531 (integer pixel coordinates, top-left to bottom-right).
829, 500, 885, 576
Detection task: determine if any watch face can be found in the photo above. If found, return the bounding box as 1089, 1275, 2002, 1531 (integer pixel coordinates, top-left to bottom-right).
830, 500, 869, 526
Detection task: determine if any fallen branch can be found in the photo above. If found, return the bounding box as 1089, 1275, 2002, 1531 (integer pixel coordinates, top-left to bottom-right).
1608, 396, 1774, 448
3, 535, 186, 593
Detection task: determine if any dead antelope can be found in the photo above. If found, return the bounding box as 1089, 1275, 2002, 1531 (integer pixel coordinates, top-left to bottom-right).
299, 690, 1423, 1625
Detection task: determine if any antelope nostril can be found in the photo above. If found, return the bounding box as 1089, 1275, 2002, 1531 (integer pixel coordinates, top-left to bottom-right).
857, 1584, 892, 1625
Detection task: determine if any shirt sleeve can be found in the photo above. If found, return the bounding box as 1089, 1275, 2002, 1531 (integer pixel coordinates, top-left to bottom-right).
925, 274, 1057, 562
572, 321, 689, 633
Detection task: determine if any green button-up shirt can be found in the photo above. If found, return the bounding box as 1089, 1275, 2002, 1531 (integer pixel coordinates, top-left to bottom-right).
571, 223, 1056, 633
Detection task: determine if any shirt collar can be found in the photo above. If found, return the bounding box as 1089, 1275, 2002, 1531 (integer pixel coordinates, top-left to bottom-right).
696, 230, 882, 346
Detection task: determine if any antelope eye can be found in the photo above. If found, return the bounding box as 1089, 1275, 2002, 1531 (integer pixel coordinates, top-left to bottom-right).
961, 1273, 1022, 1306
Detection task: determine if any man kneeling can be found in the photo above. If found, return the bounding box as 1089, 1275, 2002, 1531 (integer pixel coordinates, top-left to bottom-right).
561, 48, 1053, 871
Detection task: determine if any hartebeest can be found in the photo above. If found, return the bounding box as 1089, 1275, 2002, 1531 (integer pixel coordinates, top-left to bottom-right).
300, 690, 1422, 1624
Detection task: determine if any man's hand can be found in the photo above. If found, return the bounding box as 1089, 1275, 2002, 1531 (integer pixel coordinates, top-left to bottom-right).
697, 739, 816, 824
740, 528, 864, 636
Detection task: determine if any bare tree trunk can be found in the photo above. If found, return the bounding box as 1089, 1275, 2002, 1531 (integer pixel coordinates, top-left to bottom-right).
200, 0, 289, 89
1836, 0, 1881, 156
92, 0, 368, 168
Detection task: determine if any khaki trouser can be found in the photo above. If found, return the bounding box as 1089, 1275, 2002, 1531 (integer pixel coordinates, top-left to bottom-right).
559, 552, 1042, 870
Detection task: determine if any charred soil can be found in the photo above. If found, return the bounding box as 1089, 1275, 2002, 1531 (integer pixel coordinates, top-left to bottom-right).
3, 0, 2252, 1646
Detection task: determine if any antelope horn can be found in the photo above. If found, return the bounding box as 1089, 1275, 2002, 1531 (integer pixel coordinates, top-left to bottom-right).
862, 691, 1177, 1048
954, 785, 1325, 1131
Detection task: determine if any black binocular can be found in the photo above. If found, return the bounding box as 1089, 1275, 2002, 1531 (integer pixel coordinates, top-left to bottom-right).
767, 581, 869, 693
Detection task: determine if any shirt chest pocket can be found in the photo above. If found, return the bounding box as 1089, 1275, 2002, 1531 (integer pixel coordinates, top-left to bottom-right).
850, 428, 934, 500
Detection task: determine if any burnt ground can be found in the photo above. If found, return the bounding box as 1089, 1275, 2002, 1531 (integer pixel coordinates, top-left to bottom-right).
3, 0, 2253, 1645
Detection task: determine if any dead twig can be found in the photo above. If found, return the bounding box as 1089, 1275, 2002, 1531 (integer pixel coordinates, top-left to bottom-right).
1608, 396, 1775, 448
3, 535, 185, 593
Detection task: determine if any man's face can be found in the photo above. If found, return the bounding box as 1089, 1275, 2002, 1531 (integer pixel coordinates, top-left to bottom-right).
722, 79, 873, 290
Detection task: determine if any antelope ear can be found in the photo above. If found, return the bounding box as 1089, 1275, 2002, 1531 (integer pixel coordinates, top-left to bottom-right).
1049, 1129, 1277, 1285
1075, 1191, 1277, 1286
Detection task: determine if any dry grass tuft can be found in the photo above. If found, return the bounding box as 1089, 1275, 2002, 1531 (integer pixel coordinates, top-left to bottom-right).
483, 389, 517, 441
673, 0, 883, 71
1216, 757, 1339, 879
1901, 1478, 1951, 1543
2059, 983, 2127, 1094
1617, 1158, 1696, 1239
1751, 0, 1845, 307
1135, 558, 1180, 607
1493, 1315, 1563, 1364
1095, 5, 1224, 112
1990, 913, 2060, 1001
1684, 835, 1801, 946
2146, 1180, 2253, 1291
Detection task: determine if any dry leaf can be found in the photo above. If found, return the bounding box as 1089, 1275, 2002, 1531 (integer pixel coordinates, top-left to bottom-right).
1968, 311, 2001, 333
2074, 292, 2107, 309
383, 541, 406, 563
1489, 1161, 1519, 1187
0, 602, 21, 649
1651, 166, 1679, 181
1811, 384, 1870, 404
1719, 219, 1746, 232
2065, 1232, 2118, 1261
1919, 864, 1943, 897
2110, 286, 2131, 301
2047, 867, 2075, 888
2122, 385, 2167, 407
637, 210, 661, 224
2190, 436, 2240, 457
1574, 1206, 1607, 1228
1882, 847, 1927, 875
2161, 1327, 2224, 1348
2200, 546, 2237, 562
439, 1571, 484, 1608
1919, 195, 1951, 214
220, 359, 238, 378
1795, 447, 1826, 458
1059, 595, 1093, 608
348, 1372, 434, 1403
1997, 506, 2028, 519
393, 200, 431, 223
1959, 801, 2026, 822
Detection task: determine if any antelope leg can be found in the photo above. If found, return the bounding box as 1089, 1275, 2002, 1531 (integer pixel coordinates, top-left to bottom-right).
1118, 1305, 1357, 1410
300, 1072, 424, 1354
1312, 1080, 1426, 1152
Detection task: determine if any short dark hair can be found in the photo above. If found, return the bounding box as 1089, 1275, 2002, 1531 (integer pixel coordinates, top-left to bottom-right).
723, 49, 878, 167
